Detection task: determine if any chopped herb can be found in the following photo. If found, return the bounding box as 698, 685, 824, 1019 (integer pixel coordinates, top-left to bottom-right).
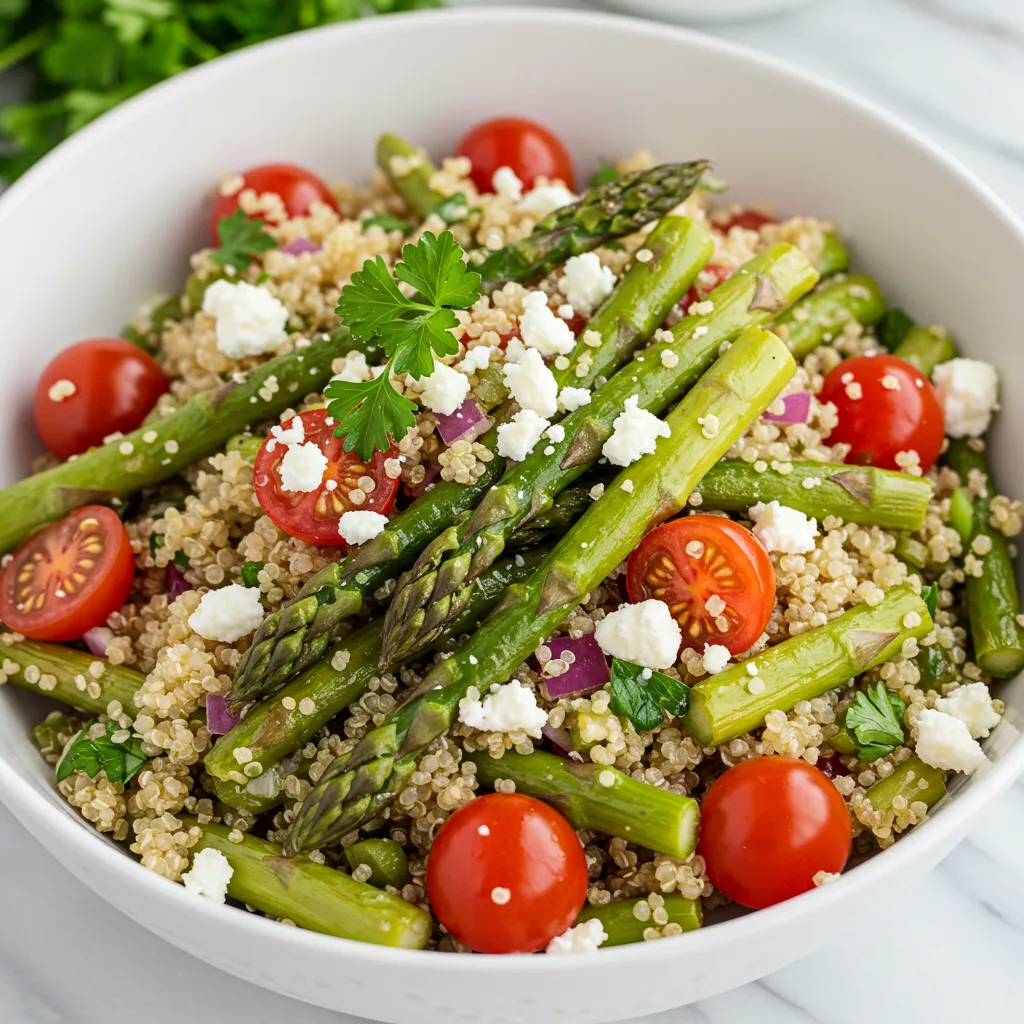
877, 308, 915, 350
588, 161, 621, 188
696, 173, 729, 194
431, 191, 481, 226
241, 561, 265, 588
608, 658, 689, 732
56, 720, 148, 785
922, 581, 938, 620
843, 682, 906, 762
148, 533, 161, 556
364, 213, 414, 234
209, 210, 277, 270
173, 550, 190, 571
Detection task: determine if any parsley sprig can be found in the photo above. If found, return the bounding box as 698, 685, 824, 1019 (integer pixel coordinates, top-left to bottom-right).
843, 682, 907, 762
210, 210, 277, 270
56, 720, 148, 785
608, 659, 690, 733
326, 230, 481, 459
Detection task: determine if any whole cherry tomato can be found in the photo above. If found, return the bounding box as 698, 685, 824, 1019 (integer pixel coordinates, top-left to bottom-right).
457, 116, 574, 193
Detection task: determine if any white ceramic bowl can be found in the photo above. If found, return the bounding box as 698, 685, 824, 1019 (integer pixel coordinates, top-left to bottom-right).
1, 8, 1023, 1023
597, 0, 818, 24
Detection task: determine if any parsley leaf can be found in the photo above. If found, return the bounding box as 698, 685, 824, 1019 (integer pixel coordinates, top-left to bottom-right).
922, 581, 938, 620
431, 191, 481, 226
241, 560, 264, 588
877, 308, 915, 350
364, 213, 413, 234
608, 659, 690, 732
56, 720, 148, 785
209, 209, 278, 269
844, 682, 906, 762
589, 161, 621, 188
325, 373, 418, 460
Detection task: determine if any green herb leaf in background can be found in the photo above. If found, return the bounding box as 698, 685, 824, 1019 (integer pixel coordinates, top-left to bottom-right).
877, 308, 915, 350
588, 161, 621, 188
922, 581, 938, 620
431, 191, 480, 226
608, 658, 690, 733
209, 209, 278, 269
56, 719, 148, 784
241, 560, 264, 588
844, 681, 906, 762
364, 213, 413, 234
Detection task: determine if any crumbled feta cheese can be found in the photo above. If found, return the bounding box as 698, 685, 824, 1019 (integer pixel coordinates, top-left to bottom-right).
546, 918, 608, 954
558, 303, 574, 320
546, 423, 566, 443
331, 350, 372, 383
602, 395, 670, 468
269, 415, 304, 449
560, 253, 617, 315
594, 599, 681, 669
559, 386, 592, 412
458, 679, 547, 737
188, 584, 264, 643
459, 345, 493, 373
915, 708, 986, 773
202, 279, 289, 359
519, 291, 576, 356
182, 848, 233, 904
932, 358, 999, 438
748, 500, 818, 554
339, 510, 388, 545
419, 362, 471, 417
503, 347, 558, 418
519, 184, 576, 218
935, 682, 1001, 739
702, 643, 731, 674
497, 409, 551, 461
278, 441, 328, 492
492, 165, 524, 202
504, 336, 528, 364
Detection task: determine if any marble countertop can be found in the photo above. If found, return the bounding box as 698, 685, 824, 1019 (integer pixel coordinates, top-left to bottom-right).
4, 1, 1024, 1021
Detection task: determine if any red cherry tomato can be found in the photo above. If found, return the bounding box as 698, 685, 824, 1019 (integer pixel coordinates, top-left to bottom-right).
698, 757, 852, 909
717, 209, 776, 233
678, 263, 735, 316
0, 506, 135, 642
457, 116, 574, 193
209, 163, 338, 243
818, 354, 944, 472
33, 339, 169, 461
426, 793, 588, 954
253, 408, 398, 547
627, 515, 776, 656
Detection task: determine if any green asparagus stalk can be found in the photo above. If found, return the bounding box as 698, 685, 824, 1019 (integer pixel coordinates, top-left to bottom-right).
944, 440, 1024, 678
380, 244, 818, 667
31, 712, 80, 762
0, 327, 377, 554
696, 460, 932, 531
229, 216, 713, 710
577, 895, 702, 946
286, 325, 796, 854
345, 838, 410, 888
685, 583, 932, 746
505, 483, 599, 550
468, 750, 699, 860
865, 754, 946, 815
376, 132, 443, 220
182, 819, 430, 948
816, 233, 850, 279
774, 275, 885, 359
948, 486, 974, 541
894, 324, 956, 376
894, 533, 930, 569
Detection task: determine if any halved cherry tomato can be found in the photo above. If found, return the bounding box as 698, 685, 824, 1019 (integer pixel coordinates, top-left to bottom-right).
33, 338, 169, 461
0, 506, 135, 642
426, 793, 588, 954
209, 163, 338, 243
457, 116, 575, 193
716, 209, 777, 234
626, 515, 775, 657
253, 408, 398, 547
818, 354, 944, 472
678, 263, 735, 316
698, 757, 852, 909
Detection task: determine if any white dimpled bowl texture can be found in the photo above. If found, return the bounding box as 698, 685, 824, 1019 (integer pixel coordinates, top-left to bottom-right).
1, 9, 1023, 1023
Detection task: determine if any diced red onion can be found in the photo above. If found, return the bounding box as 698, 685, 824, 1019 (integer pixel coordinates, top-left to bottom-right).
82, 626, 113, 658
205, 693, 240, 735
762, 391, 811, 425
282, 237, 320, 255
539, 634, 610, 700
167, 563, 193, 599
542, 724, 574, 758
435, 399, 491, 447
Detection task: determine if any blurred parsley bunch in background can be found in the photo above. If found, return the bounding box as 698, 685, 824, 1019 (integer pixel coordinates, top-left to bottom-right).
0, 0, 443, 182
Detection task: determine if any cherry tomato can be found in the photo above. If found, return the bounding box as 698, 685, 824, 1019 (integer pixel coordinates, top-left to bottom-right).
698, 757, 852, 909
209, 163, 338, 243
253, 408, 398, 547
818, 354, 944, 472
457, 116, 574, 193
627, 515, 776, 656
426, 793, 587, 954
33, 339, 169, 461
678, 263, 735, 316
0, 506, 135, 642
716, 209, 776, 233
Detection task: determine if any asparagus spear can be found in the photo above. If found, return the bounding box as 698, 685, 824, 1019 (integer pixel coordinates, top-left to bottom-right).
816, 233, 850, 279
229, 216, 713, 709
380, 244, 818, 667
182, 819, 430, 948
865, 754, 946, 815
893, 324, 956, 376
696, 460, 932, 531
31, 712, 80, 762
468, 749, 699, 860
685, 583, 932, 746
577, 895, 702, 946
345, 838, 410, 888
944, 440, 1024, 678
286, 325, 796, 854
506, 483, 599, 550
774, 274, 885, 359
376, 132, 443, 220
0, 327, 378, 554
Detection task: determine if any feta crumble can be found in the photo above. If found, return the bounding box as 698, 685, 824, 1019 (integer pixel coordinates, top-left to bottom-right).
278, 441, 328, 493
202, 279, 289, 359
519, 183, 576, 218
558, 386, 592, 412
339, 510, 388, 545
915, 708, 986, 773
182, 848, 233, 904
497, 409, 550, 461
935, 682, 1001, 739
519, 291, 576, 357
458, 679, 547, 738
702, 644, 731, 674
268, 415, 304, 450
546, 918, 608, 954
547, 423, 566, 442
420, 362, 471, 417
594, 599, 682, 670
492, 165, 524, 202
932, 358, 999, 438
503, 348, 559, 418
748, 500, 818, 554
602, 395, 671, 468
330, 350, 373, 383
188, 584, 264, 643
560, 252, 617, 315
459, 345, 493, 373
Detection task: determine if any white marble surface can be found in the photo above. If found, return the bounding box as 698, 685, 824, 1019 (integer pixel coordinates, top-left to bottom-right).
4, 1, 1024, 1021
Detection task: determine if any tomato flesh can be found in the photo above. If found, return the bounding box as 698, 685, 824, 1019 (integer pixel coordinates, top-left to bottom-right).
0, 506, 135, 641
209, 163, 338, 243
253, 408, 398, 547
698, 757, 852, 909
33, 338, 169, 460
716, 209, 776, 233
426, 793, 588, 953
678, 263, 735, 317
818, 354, 944, 472
457, 116, 574, 193
627, 515, 776, 657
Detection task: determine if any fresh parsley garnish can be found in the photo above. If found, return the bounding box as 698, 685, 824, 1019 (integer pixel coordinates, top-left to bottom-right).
431, 191, 481, 226
922, 581, 938, 620
56, 720, 148, 785
241, 560, 265, 588
327, 231, 481, 459
877, 308, 915, 350
843, 682, 906, 762
608, 658, 690, 732
364, 213, 414, 234
589, 161, 621, 187
209, 209, 278, 270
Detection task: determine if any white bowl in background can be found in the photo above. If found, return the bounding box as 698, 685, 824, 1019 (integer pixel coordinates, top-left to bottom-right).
1, 8, 1023, 1024
597, 0, 818, 24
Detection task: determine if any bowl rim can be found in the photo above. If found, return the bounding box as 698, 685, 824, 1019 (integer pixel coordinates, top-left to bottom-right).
2, 3, 1024, 975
